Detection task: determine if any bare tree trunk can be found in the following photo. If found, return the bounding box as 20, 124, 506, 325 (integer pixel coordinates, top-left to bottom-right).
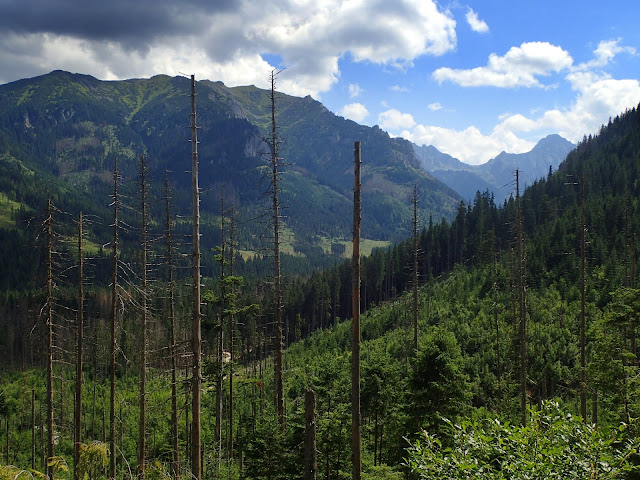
164, 172, 180, 477
579, 178, 587, 421
74, 212, 84, 480
32, 389, 36, 471
139, 155, 149, 478
110, 158, 119, 480
351, 142, 362, 480
268, 70, 285, 427
229, 207, 236, 460
190, 74, 203, 480
515, 170, 527, 426
216, 191, 225, 474
46, 198, 55, 480
493, 241, 501, 402
304, 389, 317, 480
412, 184, 419, 357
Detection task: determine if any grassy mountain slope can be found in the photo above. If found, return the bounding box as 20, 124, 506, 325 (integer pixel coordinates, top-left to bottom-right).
0, 71, 461, 289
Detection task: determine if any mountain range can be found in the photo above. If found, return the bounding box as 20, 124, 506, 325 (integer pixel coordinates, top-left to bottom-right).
0, 70, 465, 287
413, 134, 575, 204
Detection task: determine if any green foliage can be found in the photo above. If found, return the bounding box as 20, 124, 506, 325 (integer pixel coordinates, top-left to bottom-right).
405, 402, 640, 480
243, 415, 297, 480
76, 441, 109, 480
0, 465, 46, 479
408, 326, 472, 429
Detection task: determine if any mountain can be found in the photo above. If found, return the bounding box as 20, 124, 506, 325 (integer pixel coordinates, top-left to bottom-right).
414, 134, 575, 203
0, 70, 460, 289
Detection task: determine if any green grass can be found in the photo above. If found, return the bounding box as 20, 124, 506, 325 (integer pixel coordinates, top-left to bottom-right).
0, 192, 28, 229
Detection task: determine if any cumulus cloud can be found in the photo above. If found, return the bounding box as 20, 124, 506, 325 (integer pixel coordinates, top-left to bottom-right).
491, 39, 640, 144
412, 39, 640, 163
0, 0, 458, 98
575, 38, 637, 71
390, 85, 410, 92
378, 109, 416, 130
496, 75, 640, 144
403, 123, 534, 165
428, 102, 443, 111
465, 8, 489, 33
433, 41, 573, 88
341, 103, 369, 123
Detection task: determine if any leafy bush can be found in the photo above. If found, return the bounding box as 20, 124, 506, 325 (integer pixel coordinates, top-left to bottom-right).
405, 401, 640, 480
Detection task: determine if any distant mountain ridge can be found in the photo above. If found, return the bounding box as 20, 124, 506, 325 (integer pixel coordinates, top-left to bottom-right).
414, 134, 575, 203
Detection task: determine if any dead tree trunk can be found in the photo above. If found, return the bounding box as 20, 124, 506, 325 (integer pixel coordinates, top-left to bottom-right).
412, 184, 419, 357
304, 389, 317, 480
579, 177, 587, 421
190, 74, 203, 480
110, 157, 119, 480
139, 154, 149, 478
228, 207, 236, 460
32, 389, 36, 471
216, 190, 225, 474
351, 142, 362, 480
164, 172, 180, 477
74, 212, 84, 480
46, 198, 55, 480
515, 170, 527, 426
268, 70, 285, 427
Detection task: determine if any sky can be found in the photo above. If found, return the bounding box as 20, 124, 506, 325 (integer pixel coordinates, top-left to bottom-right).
0, 0, 639, 165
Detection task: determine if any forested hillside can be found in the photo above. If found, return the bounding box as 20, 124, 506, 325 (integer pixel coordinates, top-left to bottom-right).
1, 87, 640, 479
0, 71, 460, 290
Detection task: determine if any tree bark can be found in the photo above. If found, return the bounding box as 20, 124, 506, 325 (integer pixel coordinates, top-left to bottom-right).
351, 142, 362, 480
46, 198, 55, 480
164, 171, 180, 477
268, 70, 285, 427
74, 212, 84, 480
110, 158, 118, 480
190, 74, 202, 480
139, 154, 149, 478
304, 389, 317, 480
515, 170, 527, 426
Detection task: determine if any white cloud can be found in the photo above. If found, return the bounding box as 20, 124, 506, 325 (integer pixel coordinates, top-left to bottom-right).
491, 39, 640, 144
0, 0, 459, 98
390, 85, 410, 92
349, 83, 363, 98
496, 76, 640, 143
409, 38, 640, 164
378, 109, 416, 130
428, 102, 443, 111
465, 8, 489, 33
575, 38, 637, 71
433, 41, 573, 88
341, 103, 369, 123
403, 124, 534, 165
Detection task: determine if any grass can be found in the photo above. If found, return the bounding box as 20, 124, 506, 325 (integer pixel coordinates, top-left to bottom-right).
0, 192, 28, 229
318, 235, 390, 258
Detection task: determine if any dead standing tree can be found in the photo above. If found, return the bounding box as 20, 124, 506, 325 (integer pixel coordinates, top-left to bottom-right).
189, 74, 203, 480
74, 212, 84, 480
138, 154, 149, 478
352, 141, 362, 480
109, 157, 119, 480
45, 198, 55, 480
264, 69, 285, 427
163, 171, 180, 477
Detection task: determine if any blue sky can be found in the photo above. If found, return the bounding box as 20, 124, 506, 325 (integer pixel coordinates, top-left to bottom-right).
0, 0, 638, 164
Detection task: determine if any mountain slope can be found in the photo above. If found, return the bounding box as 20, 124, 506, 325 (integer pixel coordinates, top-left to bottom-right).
0, 71, 461, 289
